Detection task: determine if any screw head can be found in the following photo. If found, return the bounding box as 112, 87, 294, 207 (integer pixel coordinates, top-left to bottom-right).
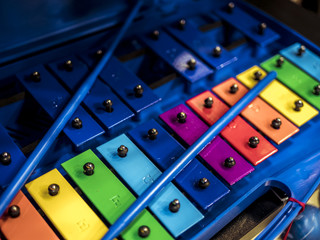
227, 2, 235, 13
31, 71, 41, 82
72, 117, 82, 129
294, 100, 304, 111
134, 84, 144, 98
151, 30, 160, 40
0, 152, 11, 165
83, 162, 95, 176
258, 22, 267, 35
177, 112, 187, 123
213, 46, 222, 57
96, 49, 103, 58
187, 58, 197, 70
313, 85, 320, 95
8, 205, 20, 218
48, 184, 60, 196
271, 118, 282, 129
204, 97, 214, 108
117, 145, 128, 158
224, 157, 236, 168
248, 136, 260, 148
276, 57, 285, 67
148, 128, 158, 140
198, 177, 210, 189
254, 71, 262, 81
230, 84, 239, 94
64, 60, 73, 71
298, 45, 306, 56
138, 225, 150, 238
103, 99, 113, 112
169, 199, 180, 213
178, 19, 186, 30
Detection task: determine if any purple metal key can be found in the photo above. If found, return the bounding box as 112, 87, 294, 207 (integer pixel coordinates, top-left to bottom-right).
199, 136, 254, 185
159, 104, 209, 145
160, 104, 254, 185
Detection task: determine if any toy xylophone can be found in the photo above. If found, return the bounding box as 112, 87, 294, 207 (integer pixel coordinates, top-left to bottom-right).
1, 0, 320, 239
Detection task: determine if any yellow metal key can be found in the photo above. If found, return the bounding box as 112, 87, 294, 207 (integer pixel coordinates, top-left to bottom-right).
259, 81, 318, 126
25, 169, 108, 240
237, 66, 318, 126
236, 65, 267, 89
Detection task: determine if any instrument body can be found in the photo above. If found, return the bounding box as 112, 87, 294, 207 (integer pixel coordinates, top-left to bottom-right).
0, 0, 320, 239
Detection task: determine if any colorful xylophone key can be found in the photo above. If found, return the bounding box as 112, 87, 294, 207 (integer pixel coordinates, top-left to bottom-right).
0, 191, 59, 240
236, 66, 318, 127
25, 169, 108, 240
159, 104, 255, 183
97, 134, 204, 237
212, 78, 300, 144
62, 149, 172, 240
128, 119, 230, 208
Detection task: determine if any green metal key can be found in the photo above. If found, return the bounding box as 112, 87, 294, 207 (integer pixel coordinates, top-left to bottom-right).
261, 54, 320, 111
62, 149, 172, 240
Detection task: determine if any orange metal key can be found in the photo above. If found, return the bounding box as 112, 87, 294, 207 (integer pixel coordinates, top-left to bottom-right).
242, 98, 299, 144
186, 90, 229, 125
0, 191, 59, 240
212, 77, 249, 106
221, 116, 278, 165
213, 78, 299, 144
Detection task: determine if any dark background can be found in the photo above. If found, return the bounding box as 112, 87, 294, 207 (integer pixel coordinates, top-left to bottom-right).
245, 0, 320, 46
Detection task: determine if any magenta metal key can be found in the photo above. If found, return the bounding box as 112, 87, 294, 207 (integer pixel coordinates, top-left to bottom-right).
160, 103, 254, 185
199, 136, 254, 185
159, 104, 208, 145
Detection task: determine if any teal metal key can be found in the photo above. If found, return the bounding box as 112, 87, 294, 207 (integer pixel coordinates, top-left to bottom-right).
97, 134, 204, 237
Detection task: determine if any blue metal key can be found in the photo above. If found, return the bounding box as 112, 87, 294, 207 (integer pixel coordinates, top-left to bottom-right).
280, 42, 320, 82
0, 124, 26, 187
214, 4, 280, 47
48, 56, 134, 130
17, 65, 104, 147
81, 55, 161, 114
140, 29, 213, 84
166, 19, 237, 70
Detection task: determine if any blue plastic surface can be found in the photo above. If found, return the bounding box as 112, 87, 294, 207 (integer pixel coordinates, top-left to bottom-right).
280, 42, 320, 82
84, 56, 161, 113
165, 20, 237, 70
48, 56, 134, 130
97, 134, 204, 237
128, 119, 230, 209
140, 30, 214, 83
16, 65, 105, 147
214, 4, 280, 47
0, 125, 26, 187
